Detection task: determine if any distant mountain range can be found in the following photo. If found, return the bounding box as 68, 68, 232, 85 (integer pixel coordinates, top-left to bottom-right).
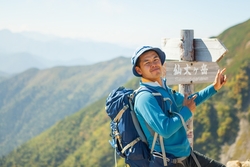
0, 29, 134, 74
0, 71, 11, 83
0, 71, 9, 77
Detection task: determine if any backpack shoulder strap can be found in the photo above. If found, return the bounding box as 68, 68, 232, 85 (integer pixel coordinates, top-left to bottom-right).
134, 86, 169, 166
134, 86, 166, 136
128, 94, 148, 144
128, 86, 162, 145
134, 86, 165, 112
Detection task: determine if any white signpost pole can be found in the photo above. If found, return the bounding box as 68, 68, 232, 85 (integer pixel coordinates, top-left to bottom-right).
179, 30, 195, 148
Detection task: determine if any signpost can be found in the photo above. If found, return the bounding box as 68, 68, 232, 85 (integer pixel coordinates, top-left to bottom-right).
162, 30, 227, 148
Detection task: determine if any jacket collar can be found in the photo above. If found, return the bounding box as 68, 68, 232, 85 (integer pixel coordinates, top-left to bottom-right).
141, 77, 166, 89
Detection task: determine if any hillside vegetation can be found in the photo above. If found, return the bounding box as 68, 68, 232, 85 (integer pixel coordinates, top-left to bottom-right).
0, 57, 133, 157
0, 19, 250, 166
0, 77, 140, 167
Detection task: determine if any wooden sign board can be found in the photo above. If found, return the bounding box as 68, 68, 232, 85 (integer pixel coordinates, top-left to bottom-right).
162, 61, 219, 85
161, 38, 228, 62
161, 38, 181, 60
194, 39, 228, 62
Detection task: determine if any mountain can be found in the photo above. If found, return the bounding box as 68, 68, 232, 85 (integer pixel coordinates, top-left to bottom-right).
0, 52, 47, 74
0, 76, 5, 83
0, 71, 9, 78
0, 19, 250, 166
215, 18, 250, 163
0, 29, 134, 74
0, 77, 141, 167
0, 71, 11, 83
0, 56, 134, 157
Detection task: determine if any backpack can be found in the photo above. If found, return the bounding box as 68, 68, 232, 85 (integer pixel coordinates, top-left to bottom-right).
105, 86, 165, 167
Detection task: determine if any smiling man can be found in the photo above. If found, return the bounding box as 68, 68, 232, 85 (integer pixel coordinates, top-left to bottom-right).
131, 45, 227, 167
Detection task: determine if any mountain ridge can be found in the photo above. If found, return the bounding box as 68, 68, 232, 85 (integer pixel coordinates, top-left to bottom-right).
0, 29, 134, 74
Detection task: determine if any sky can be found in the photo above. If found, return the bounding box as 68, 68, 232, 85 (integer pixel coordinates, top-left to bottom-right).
1, 0, 250, 49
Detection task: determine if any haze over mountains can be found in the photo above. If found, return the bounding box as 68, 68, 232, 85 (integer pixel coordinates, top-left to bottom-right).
0, 29, 134, 74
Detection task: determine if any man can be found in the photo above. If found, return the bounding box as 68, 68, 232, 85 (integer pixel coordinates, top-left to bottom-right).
131, 46, 227, 167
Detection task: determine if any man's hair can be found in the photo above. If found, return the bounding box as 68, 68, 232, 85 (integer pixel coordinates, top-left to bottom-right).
135, 56, 141, 67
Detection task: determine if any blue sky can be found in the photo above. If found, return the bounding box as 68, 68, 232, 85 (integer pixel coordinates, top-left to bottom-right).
1, 0, 249, 48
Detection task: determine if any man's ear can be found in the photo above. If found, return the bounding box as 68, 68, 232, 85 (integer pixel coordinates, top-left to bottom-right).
135, 66, 142, 75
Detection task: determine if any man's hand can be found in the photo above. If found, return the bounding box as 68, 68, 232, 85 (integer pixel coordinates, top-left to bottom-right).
183, 93, 197, 113
213, 68, 227, 91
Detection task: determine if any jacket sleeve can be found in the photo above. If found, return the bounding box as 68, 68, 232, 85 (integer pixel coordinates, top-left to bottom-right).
170, 84, 217, 108
193, 84, 217, 106
135, 91, 192, 138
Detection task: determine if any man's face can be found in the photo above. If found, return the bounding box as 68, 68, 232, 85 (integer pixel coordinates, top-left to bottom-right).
135, 50, 162, 81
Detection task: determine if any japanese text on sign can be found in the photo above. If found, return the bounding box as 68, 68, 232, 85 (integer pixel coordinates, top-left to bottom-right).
173, 63, 208, 76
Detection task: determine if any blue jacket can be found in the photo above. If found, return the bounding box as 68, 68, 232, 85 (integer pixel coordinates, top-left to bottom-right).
134, 78, 217, 157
